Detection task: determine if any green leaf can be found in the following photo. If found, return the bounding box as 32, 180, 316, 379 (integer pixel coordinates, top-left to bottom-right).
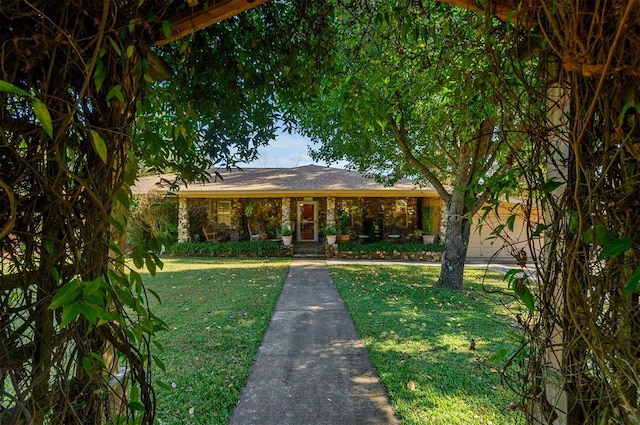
106, 85, 126, 105
89, 130, 108, 163
107, 37, 122, 56
488, 347, 509, 363
0, 79, 30, 96
44, 239, 56, 256
79, 302, 112, 325
623, 266, 640, 294
93, 59, 106, 92
49, 281, 82, 310
162, 20, 172, 41
541, 178, 563, 193
531, 223, 548, 237
131, 246, 146, 269
60, 302, 84, 327
145, 252, 157, 276
32, 98, 53, 139
582, 225, 612, 245
153, 355, 166, 373
128, 401, 145, 412
503, 268, 523, 282
126, 45, 135, 59
148, 288, 162, 304
599, 238, 631, 260
506, 214, 516, 232
83, 277, 106, 304
619, 101, 636, 127
514, 281, 535, 312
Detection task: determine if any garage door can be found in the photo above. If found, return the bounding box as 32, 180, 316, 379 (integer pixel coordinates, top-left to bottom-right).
467, 204, 531, 260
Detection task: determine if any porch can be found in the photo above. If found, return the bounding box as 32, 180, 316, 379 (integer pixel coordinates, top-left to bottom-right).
177, 196, 443, 245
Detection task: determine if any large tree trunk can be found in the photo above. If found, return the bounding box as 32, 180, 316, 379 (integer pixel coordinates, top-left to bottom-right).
438, 196, 471, 290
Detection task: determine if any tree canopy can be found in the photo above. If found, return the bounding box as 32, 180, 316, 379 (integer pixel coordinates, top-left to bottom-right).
286, 1, 528, 288
0, 1, 334, 423
137, 1, 335, 182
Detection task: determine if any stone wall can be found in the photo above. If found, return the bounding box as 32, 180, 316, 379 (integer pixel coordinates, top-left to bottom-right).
181, 195, 443, 242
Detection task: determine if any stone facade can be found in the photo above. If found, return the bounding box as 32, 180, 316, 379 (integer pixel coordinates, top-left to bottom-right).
178, 197, 189, 243
178, 195, 442, 243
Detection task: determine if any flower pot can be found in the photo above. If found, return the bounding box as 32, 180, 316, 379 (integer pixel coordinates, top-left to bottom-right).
338, 234, 351, 242
422, 235, 435, 245
326, 235, 337, 245
282, 235, 293, 246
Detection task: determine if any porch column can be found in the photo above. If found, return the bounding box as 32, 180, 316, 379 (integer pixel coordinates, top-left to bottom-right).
178, 197, 189, 243
537, 78, 570, 425
326, 197, 336, 225
281, 198, 291, 230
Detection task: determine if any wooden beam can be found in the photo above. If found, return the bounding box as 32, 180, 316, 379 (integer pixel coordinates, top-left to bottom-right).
437, 0, 516, 21
154, 0, 271, 46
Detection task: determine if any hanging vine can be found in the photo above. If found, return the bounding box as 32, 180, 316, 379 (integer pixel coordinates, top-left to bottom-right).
482, 1, 640, 423
0, 1, 168, 423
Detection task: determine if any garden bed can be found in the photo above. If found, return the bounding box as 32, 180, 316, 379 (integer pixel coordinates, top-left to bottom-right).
326, 241, 443, 262
168, 241, 291, 257
167, 240, 442, 261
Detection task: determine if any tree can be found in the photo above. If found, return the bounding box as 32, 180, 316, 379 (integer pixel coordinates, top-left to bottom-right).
137, 1, 335, 183
0, 1, 334, 423
439, 1, 640, 422
287, 1, 524, 289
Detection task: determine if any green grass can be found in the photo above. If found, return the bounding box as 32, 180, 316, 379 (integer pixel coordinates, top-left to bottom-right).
328, 264, 525, 425
140, 257, 290, 425
138, 259, 523, 424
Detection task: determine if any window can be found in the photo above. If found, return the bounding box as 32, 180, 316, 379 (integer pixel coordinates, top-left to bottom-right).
393, 200, 407, 227
217, 201, 231, 227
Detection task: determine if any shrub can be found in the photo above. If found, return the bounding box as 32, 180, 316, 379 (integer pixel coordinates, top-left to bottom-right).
168, 241, 284, 257
187, 199, 209, 241
337, 241, 444, 253
127, 192, 178, 249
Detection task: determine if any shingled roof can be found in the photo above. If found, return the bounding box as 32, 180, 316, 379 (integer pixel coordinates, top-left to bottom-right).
132, 164, 438, 198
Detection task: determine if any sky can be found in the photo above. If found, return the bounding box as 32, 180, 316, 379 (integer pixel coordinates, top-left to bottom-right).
241, 129, 346, 169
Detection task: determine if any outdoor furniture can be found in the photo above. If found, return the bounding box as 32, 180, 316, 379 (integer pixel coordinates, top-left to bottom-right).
203, 222, 230, 242
386, 226, 401, 241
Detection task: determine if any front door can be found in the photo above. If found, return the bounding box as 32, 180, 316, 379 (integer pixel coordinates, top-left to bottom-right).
298, 202, 317, 241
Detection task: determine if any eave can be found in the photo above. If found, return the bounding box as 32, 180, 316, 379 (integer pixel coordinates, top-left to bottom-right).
155, 0, 270, 46
175, 189, 440, 199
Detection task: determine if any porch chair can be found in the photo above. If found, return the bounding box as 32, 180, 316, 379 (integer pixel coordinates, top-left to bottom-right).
202, 221, 219, 242
247, 220, 265, 241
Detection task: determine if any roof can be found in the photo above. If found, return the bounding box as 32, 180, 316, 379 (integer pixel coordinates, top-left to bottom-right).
132, 164, 438, 198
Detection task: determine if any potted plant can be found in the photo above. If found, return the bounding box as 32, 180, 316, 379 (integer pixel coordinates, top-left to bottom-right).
322, 222, 338, 245
336, 209, 352, 242
421, 204, 435, 244
281, 224, 293, 246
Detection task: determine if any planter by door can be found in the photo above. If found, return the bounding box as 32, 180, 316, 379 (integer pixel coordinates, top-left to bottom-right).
338, 234, 351, 242
422, 235, 435, 245
326, 235, 337, 245
282, 235, 293, 246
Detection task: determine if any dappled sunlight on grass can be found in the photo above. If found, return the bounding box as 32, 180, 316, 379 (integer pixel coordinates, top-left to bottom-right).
329, 264, 525, 425
138, 258, 290, 425
134, 256, 291, 275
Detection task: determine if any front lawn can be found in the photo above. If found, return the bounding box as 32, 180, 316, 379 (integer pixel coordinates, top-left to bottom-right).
139, 258, 524, 424
140, 257, 290, 424
328, 264, 525, 425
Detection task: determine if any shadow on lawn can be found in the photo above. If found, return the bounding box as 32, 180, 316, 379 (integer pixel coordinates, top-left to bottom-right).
330, 264, 525, 424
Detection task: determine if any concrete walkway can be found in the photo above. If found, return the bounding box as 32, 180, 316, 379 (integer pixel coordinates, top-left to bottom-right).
228, 259, 399, 425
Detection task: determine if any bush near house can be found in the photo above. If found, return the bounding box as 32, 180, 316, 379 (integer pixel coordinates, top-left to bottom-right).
338, 241, 444, 253
128, 192, 178, 249
168, 241, 286, 257
166, 241, 443, 259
